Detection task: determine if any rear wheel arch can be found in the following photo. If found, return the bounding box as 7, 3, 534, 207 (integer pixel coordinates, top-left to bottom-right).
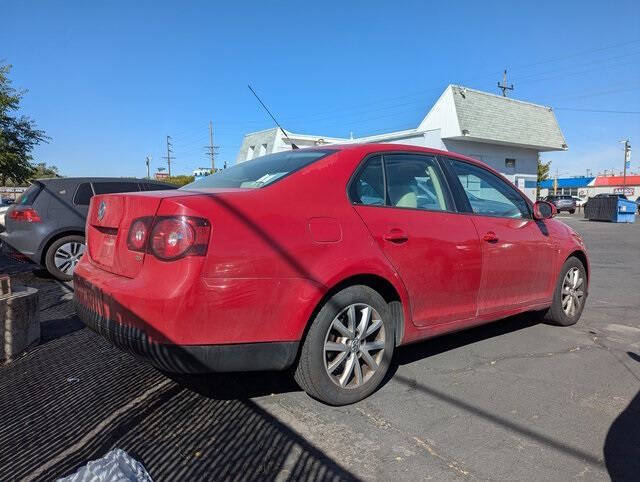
40, 229, 85, 266
303, 274, 407, 349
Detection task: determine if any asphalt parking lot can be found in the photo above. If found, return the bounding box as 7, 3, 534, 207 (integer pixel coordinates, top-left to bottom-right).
1, 212, 638, 481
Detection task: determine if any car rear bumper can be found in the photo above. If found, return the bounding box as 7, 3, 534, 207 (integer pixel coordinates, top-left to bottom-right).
74, 294, 299, 373
73, 264, 306, 373
0, 230, 42, 264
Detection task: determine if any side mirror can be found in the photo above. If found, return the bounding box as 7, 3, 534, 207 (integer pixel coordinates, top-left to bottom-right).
533, 201, 556, 220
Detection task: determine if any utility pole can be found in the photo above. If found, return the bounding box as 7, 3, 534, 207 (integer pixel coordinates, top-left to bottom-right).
622, 139, 631, 193
206, 120, 219, 173
162, 136, 173, 177
498, 69, 514, 97
145, 155, 151, 179
554, 168, 558, 195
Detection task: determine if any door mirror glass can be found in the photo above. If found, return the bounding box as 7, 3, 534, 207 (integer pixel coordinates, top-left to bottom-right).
533, 201, 556, 219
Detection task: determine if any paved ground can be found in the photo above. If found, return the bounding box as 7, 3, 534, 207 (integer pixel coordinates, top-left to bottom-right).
1, 213, 638, 481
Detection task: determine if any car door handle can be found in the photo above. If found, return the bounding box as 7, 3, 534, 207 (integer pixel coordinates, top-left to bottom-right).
483, 231, 499, 243
383, 229, 408, 243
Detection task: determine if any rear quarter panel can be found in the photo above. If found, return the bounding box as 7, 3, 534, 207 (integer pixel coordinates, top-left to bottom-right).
174, 149, 411, 343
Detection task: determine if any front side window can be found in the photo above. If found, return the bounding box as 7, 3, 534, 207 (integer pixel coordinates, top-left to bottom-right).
350, 155, 385, 206
182, 149, 333, 190
385, 154, 449, 211
449, 159, 530, 218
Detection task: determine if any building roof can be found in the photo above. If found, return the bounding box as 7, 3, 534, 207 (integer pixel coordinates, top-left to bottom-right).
447, 86, 567, 151
538, 177, 594, 189
237, 84, 568, 161
593, 175, 640, 186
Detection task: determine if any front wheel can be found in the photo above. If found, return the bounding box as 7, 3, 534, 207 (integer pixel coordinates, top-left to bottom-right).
543, 257, 587, 326
45, 234, 85, 281
294, 285, 395, 405
569, 209, 576, 214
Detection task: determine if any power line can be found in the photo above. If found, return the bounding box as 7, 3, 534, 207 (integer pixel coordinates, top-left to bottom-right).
554, 107, 640, 113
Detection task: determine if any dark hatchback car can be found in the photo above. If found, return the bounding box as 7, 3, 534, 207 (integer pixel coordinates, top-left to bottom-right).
0, 177, 176, 280
543, 195, 577, 214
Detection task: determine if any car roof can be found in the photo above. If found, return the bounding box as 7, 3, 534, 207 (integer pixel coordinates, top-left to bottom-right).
324, 143, 506, 179
34, 177, 170, 184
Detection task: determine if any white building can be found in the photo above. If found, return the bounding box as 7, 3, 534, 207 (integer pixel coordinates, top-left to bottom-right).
236, 85, 568, 201
193, 167, 213, 178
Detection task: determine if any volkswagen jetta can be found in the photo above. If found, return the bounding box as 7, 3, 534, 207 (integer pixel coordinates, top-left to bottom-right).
74, 144, 589, 405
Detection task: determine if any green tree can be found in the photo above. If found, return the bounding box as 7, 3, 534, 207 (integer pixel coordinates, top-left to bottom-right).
0, 63, 48, 186
164, 175, 195, 187
537, 156, 551, 198
30, 161, 60, 180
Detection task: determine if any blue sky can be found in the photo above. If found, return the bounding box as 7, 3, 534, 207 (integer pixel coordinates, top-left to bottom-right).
1, 0, 639, 178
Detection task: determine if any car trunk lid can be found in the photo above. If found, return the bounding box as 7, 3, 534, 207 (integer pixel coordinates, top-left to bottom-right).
86, 190, 189, 278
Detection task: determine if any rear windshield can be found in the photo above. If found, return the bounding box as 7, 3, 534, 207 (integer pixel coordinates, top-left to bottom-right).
181, 149, 333, 190
16, 183, 43, 205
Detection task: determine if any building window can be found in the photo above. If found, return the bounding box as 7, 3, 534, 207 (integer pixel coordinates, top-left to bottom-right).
247, 145, 255, 160
259, 143, 267, 156
505, 158, 516, 168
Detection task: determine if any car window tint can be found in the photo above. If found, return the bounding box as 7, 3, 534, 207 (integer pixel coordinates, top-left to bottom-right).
16, 183, 43, 205
449, 160, 530, 218
350, 156, 385, 206
93, 182, 140, 195
385, 154, 449, 211
73, 182, 94, 205
181, 150, 333, 190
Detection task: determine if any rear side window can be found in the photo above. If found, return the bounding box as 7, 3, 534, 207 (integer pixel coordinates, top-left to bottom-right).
16, 183, 43, 205
350, 156, 385, 205
73, 182, 94, 205
384, 154, 450, 211
181, 149, 333, 190
93, 182, 140, 195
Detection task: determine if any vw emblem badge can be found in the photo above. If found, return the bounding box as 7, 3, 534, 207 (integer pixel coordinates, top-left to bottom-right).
97, 201, 106, 221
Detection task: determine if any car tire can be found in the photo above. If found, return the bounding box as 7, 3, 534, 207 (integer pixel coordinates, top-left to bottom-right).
569, 209, 575, 214
294, 285, 395, 405
44, 234, 86, 281
543, 257, 587, 326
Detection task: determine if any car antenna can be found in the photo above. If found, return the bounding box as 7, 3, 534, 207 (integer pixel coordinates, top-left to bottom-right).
247, 84, 298, 149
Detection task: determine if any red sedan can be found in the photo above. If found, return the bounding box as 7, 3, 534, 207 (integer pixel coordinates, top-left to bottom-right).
74, 144, 589, 405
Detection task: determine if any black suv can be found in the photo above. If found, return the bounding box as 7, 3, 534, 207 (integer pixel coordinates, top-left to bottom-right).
1, 177, 176, 280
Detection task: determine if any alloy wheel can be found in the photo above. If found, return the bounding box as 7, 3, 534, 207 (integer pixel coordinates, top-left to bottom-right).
561, 267, 584, 317
54, 241, 85, 275
323, 303, 386, 389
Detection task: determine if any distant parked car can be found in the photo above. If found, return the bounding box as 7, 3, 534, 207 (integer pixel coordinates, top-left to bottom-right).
635, 196, 640, 213
543, 195, 576, 214
0, 198, 15, 230
0, 177, 176, 280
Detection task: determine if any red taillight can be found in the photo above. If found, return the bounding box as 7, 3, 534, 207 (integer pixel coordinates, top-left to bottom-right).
9, 207, 41, 222
127, 217, 152, 252
127, 216, 210, 261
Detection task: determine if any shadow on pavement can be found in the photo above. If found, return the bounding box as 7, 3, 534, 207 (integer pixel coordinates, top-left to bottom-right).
0, 330, 358, 481
604, 352, 640, 481
393, 312, 539, 367
392, 374, 605, 470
